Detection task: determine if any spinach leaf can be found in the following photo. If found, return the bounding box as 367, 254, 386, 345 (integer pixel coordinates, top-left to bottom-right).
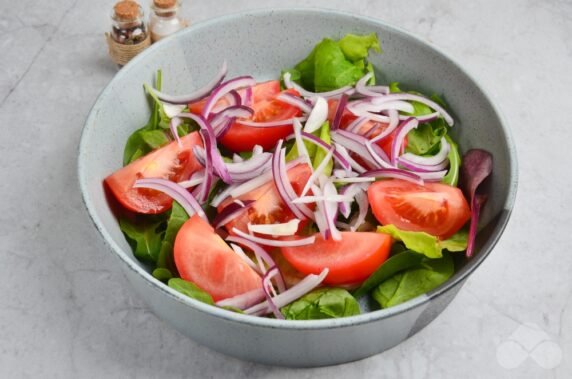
372, 253, 454, 308
123, 126, 152, 166
140, 129, 170, 149
378, 225, 468, 258
281, 288, 361, 320
156, 202, 189, 274
168, 278, 214, 305
442, 134, 461, 186
286, 33, 381, 92
353, 250, 425, 298
119, 216, 165, 263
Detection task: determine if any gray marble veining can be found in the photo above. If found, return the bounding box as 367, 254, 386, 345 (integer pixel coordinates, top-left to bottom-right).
0, 0, 570, 377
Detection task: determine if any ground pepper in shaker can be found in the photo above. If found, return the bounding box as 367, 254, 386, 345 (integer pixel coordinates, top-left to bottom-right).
106, 0, 151, 67
149, 0, 187, 42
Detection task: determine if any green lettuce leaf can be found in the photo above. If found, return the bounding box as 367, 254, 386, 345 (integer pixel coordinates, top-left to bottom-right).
281, 287, 360, 320
377, 225, 468, 258
168, 278, 214, 305
353, 250, 425, 298
372, 253, 454, 308
287, 33, 381, 92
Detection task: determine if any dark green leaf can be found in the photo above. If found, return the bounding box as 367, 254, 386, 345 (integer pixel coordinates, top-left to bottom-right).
140, 129, 170, 149
168, 278, 214, 305
119, 216, 165, 263
157, 202, 189, 274
353, 251, 425, 298
281, 287, 360, 320
372, 253, 454, 308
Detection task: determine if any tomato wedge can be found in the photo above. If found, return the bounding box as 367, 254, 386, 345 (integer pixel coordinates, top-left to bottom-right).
327, 99, 405, 157
104, 132, 203, 214
281, 232, 392, 285
218, 163, 312, 233
368, 179, 470, 239
174, 215, 262, 302
190, 81, 302, 152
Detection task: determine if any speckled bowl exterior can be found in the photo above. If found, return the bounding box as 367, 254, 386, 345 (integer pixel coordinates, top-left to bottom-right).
78, 9, 517, 367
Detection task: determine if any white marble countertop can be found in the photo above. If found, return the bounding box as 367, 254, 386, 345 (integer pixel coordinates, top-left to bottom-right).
1, 0, 570, 377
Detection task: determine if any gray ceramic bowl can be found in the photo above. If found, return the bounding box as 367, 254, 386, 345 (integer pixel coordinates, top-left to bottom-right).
78, 8, 517, 367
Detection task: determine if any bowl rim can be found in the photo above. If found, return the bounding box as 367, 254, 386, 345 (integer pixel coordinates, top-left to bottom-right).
79, 7, 518, 330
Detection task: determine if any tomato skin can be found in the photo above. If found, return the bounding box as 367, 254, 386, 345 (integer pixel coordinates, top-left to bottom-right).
104, 132, 203, 214
174, 215, 262, 302
218, 163, 312, 234
368, 179, 471, 239
281, 232, 392, 285
189, 81, 301, 152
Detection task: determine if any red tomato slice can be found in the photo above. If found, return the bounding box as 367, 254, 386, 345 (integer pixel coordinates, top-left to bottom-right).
368, 179, 470, 239
104, 132, 203, 214
174, 214, 262, 302
281, 232, 392, 285
327, 99, 405, 157
218, 163, 312, 233
189, 81, 301, 152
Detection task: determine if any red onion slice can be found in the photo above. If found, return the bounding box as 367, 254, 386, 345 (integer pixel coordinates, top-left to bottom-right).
226, 236, 285, 290
169, 117, 183, 148
304, 97, 329, 133
338, 183, 365, 219
202, 76, 257, 119
397, 156, 450, 172
228, 243, 261, 274
365, 140, 393, 169
215, 288, 266, 310
133, 178, 206, 220
292, 194, 354, 204
212, 200, 254, 229
369, 109, 400, 143
372, 93, 454, 126
293, 119, 312, 166
262, 267, 284, 319
322, 180, 342, 241
334, 143, 367, 174
178, 170, 205, 188
162, 103, 186, 118
332, 93, 349, 131
209, 105, 254, 129
361, 168, 424, 185
229, 157, 305, 199
350, 190, 368, 232
245, 268, 329, 316
272, 140, 314, 220
241, 86, 253, 107
331, 130, 379, 169
355, 72, 390, 97
276, 92, 313, 114
390, 118, 419, 165
283, 72, 352, 99
231, 227, 315, 247
346, 116, 369, 133
287, 131, 351, 171
247, 219, 300, 237
416, 170, 448, 181
151, 61, 227, 104
300, 146, 335, 196
400, 137, 450, 166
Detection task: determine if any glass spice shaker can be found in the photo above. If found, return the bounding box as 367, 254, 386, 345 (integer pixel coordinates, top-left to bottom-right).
149, 0, 187, 42
111, 0, 148, 45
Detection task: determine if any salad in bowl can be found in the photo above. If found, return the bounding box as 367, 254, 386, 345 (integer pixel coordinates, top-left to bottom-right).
103, 33, 493, 320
